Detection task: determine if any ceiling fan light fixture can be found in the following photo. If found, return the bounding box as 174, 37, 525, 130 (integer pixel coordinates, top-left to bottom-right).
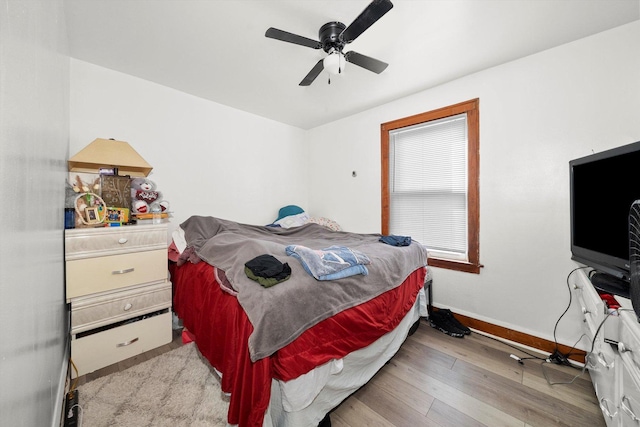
266, 0, 394, 85
323, 51, 346, 75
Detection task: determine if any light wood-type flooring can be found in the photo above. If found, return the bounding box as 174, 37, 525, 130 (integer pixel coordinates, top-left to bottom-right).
76, 320, 605, 427
331, 320, 604, 426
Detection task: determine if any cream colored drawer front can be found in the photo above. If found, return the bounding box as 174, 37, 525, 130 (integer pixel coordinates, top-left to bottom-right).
71, 282, 172, 334
71, 312, 172, 378
66, 249, 167, 299
65, 224, 167, 260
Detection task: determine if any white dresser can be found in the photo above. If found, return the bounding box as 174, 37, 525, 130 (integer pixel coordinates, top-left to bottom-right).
65, 224, 172, 378
572, 268, 640, 426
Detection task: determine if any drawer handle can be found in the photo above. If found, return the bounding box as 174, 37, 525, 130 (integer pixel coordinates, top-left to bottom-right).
123, 303, 133, 311
618, 342, 632, 353
621, 395, 640, 422
586, 353, 596, 369
116, 337, 139, 348
597, 352, 613, 369
112, 268, 135, 275
118, 238, 128, 244
600, 397, 618, 418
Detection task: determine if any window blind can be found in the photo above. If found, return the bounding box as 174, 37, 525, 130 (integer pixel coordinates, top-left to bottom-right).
389, 113, 468, 259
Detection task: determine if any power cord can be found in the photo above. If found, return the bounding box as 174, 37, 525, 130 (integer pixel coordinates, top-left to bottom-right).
66, 359, 81, 426
496, 268, 630, 387
541, 310, 615, 386
506, 332, 586, 369
506, 266, 604, 386
68, 403, 83, 427
477, 332, 547, 363
547, 266, 590, 363
69, 358, 79, 392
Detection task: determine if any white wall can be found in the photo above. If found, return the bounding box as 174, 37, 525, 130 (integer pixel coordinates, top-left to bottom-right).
306, 21, 640, 348
0, 1, 70, 426
70, 60, 309, 235
68, 20, 640, 351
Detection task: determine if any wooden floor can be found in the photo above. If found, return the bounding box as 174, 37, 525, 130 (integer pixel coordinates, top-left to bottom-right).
76, 321, 605, 427
332, 320, 605, 427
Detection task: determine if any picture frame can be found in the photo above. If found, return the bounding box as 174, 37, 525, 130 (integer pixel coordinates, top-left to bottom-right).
100, 175, 132, 210
105, 207, 130, 225
84, 206, 100, 224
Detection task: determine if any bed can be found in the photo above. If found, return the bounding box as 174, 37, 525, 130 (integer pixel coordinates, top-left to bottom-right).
170, 215, 429, 427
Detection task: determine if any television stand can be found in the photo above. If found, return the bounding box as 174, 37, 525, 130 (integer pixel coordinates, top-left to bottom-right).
572, 268, 640, 426
590, 271, 630, 299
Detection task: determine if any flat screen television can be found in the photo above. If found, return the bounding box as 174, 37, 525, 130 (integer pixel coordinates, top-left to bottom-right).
570, 140, 640, 297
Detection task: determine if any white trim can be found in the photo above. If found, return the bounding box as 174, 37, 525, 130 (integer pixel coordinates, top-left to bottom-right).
51, 341, 70, 427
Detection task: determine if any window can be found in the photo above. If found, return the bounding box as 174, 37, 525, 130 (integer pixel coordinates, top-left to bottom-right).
381, 99, 480, 273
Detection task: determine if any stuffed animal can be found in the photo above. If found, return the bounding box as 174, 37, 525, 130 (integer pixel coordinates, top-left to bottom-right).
67, 175, 100, 210
130, 177, 170, 214
71, 175, 100, 194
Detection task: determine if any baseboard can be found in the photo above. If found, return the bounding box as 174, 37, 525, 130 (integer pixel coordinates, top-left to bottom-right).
52, 341, 71, 427
438, 309, 586, 364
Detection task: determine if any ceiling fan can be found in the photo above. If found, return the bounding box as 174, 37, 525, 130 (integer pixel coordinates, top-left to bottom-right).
265, 0, 393, 86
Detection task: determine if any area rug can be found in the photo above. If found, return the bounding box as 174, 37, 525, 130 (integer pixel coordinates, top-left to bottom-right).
77, 343, 229, 427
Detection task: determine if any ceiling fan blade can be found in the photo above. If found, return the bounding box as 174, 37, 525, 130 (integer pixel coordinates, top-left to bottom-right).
299, 60, 325, 86
265, 27, 322, 49
340, 0, 393, 44
344, 51, 388, 74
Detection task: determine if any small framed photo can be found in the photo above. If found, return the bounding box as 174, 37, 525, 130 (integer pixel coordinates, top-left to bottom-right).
106, 207, 130, 225
84, 207, 100, 224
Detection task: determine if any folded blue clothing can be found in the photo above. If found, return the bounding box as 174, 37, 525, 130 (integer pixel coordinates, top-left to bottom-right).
285, 245, 370, 281
379, 235, 412, 247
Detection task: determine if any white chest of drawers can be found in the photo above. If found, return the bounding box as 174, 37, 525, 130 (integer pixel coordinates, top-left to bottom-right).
65, 224, 172, 378
571, 268, 640, 426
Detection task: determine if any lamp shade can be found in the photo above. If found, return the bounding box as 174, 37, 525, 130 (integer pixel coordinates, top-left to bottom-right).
68, 138, 153, 177
323, 52, 346, 75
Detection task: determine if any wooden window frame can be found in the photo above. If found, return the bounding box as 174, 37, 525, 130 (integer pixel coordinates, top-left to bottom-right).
381, 98, 481, 274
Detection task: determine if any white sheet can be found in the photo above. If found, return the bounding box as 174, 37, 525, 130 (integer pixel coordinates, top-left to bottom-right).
264, 287, 428, 427
279, 358, 344, 412
172, 226, 187, 253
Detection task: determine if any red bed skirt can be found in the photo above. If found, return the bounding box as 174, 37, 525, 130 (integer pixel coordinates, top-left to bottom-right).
171, 261, 425, 427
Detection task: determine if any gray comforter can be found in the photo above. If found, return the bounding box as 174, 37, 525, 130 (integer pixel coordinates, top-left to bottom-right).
180, 216, 428, 362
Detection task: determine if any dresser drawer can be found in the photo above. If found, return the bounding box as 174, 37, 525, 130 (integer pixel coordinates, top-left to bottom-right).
71, 311, 172, 378
71, 281, 172, 334
65, 224, 167, 260
585, 339, 620, 425
620, 349, 640, 425
573, 270, 605, 340
66, 249, 167, 299
619, 310, 640, 368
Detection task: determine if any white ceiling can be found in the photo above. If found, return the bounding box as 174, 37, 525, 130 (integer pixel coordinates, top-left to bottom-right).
64, 0, 639, 130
